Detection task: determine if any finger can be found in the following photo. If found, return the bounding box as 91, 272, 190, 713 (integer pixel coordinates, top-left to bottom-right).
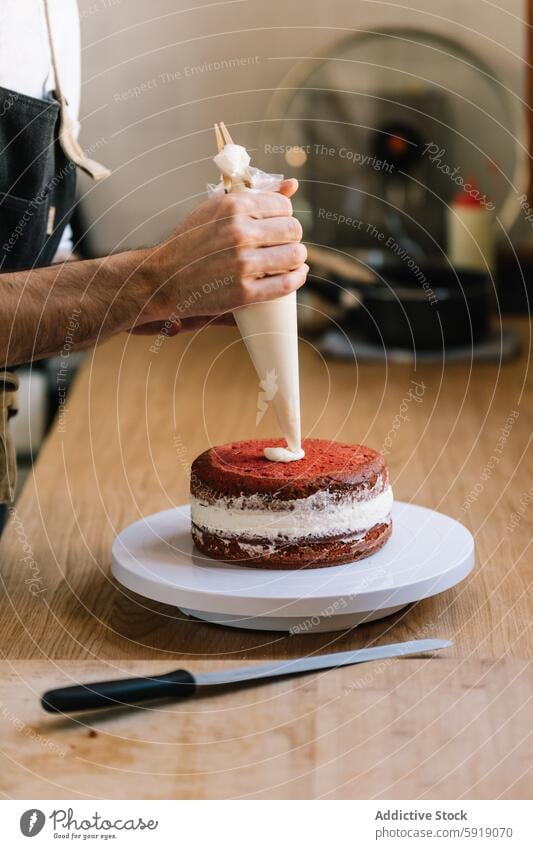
240, 243, 308, 277
223, 191, 292, 219
278, 178, 298, 198
248, 215, 302, 246
240, 264, 309, 304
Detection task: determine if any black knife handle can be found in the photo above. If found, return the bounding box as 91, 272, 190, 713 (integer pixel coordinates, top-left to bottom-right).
41, 669, 196, 713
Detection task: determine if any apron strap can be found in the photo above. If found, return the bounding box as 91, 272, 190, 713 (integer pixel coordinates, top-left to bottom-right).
0, 372, 19, 419
0, 372, 19, 504
43, 0, 111, 182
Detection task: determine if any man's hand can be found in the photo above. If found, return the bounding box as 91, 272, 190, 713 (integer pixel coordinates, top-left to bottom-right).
130, 179, 308, 334
0, 181, 306, 365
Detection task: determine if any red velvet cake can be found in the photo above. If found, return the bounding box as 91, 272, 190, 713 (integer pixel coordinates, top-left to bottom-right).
190, 438, 393, 569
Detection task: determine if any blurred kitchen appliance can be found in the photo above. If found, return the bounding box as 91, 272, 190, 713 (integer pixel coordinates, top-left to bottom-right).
304, 247, 492, 352
262, 27, 527, 356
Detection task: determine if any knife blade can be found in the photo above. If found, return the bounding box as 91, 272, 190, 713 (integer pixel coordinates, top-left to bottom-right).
195, 639, 451, 685
41, 639, 451, 713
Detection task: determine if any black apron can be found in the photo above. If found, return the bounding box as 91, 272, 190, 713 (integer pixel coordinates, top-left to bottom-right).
0, 2, 109, 510
0, 85, 77, 272
0, 86, 76, 512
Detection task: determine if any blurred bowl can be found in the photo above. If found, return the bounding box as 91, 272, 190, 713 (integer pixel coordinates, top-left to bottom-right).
306, 251, 493, 350
349, 263, 492, 350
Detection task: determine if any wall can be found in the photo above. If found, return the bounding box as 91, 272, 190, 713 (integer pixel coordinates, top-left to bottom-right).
77, 0, 526, 254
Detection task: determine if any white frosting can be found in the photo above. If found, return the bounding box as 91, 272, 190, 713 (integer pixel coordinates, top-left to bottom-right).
213, 143, 251, 182
191, 485, 393, 540
263, 446, 305, 462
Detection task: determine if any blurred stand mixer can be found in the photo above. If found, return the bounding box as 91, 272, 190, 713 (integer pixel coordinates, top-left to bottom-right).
261, 29, 528, 361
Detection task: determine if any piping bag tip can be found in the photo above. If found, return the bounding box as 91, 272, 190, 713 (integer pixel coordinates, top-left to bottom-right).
263, 445, 305, 463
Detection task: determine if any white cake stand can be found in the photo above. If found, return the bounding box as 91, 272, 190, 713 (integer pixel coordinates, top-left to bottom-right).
111, 502, 474, 633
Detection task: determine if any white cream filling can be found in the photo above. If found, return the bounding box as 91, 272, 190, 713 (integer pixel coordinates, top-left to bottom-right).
191, 485, 393, 541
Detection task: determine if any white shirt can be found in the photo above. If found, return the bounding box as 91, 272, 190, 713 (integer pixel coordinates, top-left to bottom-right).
0, 0, 81, 252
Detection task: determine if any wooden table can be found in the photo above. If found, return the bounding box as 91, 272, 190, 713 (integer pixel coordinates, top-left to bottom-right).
0, 320, 531, 799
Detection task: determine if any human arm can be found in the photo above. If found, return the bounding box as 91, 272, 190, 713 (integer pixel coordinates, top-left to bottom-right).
0, 180, 307, 366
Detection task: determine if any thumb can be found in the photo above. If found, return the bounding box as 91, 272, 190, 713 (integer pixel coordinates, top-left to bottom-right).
278, 178, 299, 198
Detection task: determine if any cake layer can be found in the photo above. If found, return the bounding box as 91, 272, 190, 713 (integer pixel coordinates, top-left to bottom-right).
192, 521, 392, 569
191, 438, 387, 501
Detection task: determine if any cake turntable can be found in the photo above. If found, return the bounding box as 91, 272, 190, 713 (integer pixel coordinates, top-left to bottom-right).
111, 501, 474, 633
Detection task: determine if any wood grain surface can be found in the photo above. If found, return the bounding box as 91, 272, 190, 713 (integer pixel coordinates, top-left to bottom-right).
0, 320, 531, 798
0, 658, 530, 800
0, 321, 530, 661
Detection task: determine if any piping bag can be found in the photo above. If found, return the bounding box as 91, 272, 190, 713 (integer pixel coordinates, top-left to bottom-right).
208, 139, 304, 462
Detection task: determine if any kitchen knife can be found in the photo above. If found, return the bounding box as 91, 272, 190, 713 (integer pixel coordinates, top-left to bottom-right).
41, 639, 451, 713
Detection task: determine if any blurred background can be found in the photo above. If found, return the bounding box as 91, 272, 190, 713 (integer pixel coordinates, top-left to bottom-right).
15, 0, 532, 486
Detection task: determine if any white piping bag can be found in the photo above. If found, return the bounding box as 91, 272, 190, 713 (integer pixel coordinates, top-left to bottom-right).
209, 142, 304, 462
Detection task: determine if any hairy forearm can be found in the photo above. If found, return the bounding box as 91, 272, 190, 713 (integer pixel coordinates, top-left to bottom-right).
0, 183, 307, 366
0, 249, 156, 366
